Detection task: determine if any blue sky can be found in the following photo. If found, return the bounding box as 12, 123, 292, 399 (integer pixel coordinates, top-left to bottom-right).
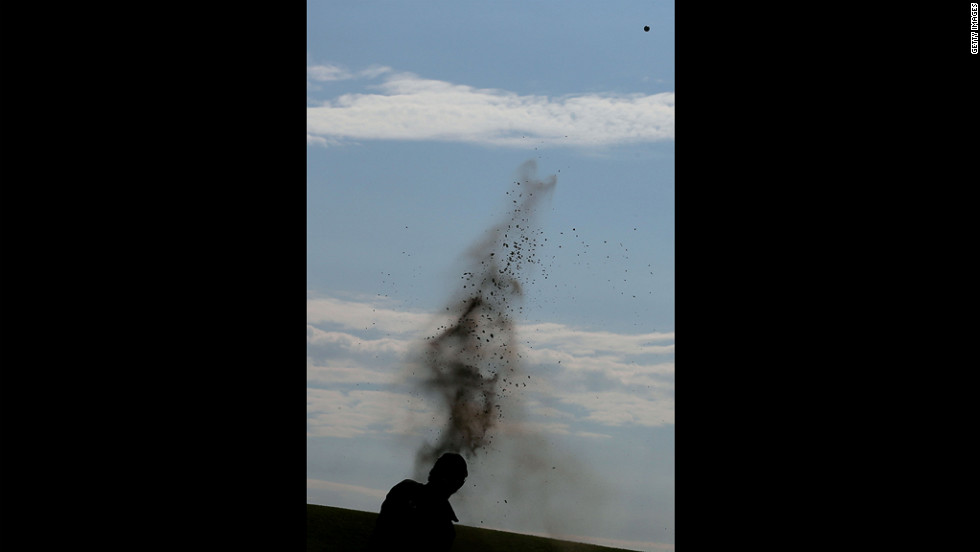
308, 2, 674, 550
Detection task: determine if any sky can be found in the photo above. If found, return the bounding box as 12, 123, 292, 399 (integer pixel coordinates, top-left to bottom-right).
307, 2, 674, 551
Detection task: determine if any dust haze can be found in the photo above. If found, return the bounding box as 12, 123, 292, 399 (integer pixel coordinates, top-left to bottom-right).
405, 160, 610, 541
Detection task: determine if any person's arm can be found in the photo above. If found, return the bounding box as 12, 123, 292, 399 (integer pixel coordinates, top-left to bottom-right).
370, 481, 415, 550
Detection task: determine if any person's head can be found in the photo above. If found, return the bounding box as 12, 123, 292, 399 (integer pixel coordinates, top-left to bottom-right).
427, 452, 467, 497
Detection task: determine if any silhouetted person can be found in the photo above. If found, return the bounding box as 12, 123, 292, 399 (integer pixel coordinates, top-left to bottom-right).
370, 453, 468, 551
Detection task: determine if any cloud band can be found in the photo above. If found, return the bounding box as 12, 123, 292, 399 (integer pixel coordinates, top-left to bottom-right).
307, 67, 674, 147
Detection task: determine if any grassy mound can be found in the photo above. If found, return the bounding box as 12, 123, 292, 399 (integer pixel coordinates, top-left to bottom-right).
307, 504, 638, 552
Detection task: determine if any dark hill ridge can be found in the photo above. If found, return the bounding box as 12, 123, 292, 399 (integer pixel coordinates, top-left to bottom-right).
307, 504, 639, 552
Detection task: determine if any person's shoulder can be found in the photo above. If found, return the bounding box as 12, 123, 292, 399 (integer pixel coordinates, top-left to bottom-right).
392, 479, 422, 490
380, 479, 424, 512
388, 479, 423, 497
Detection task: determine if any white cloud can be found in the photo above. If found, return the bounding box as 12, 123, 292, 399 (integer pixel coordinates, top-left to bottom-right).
307, 388, 435, 438
307, 326, 413, 357
306, 294, 675, 438
307, 294, 433, 337
307, 62, 392, 86
307, 67, 674, 148
306, 134, 341, 147
495, 419, 613, 440
308, 63, 354, 82
306, 358, 394, 387
524, 322, 674, 356
557, 390, 674, 428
